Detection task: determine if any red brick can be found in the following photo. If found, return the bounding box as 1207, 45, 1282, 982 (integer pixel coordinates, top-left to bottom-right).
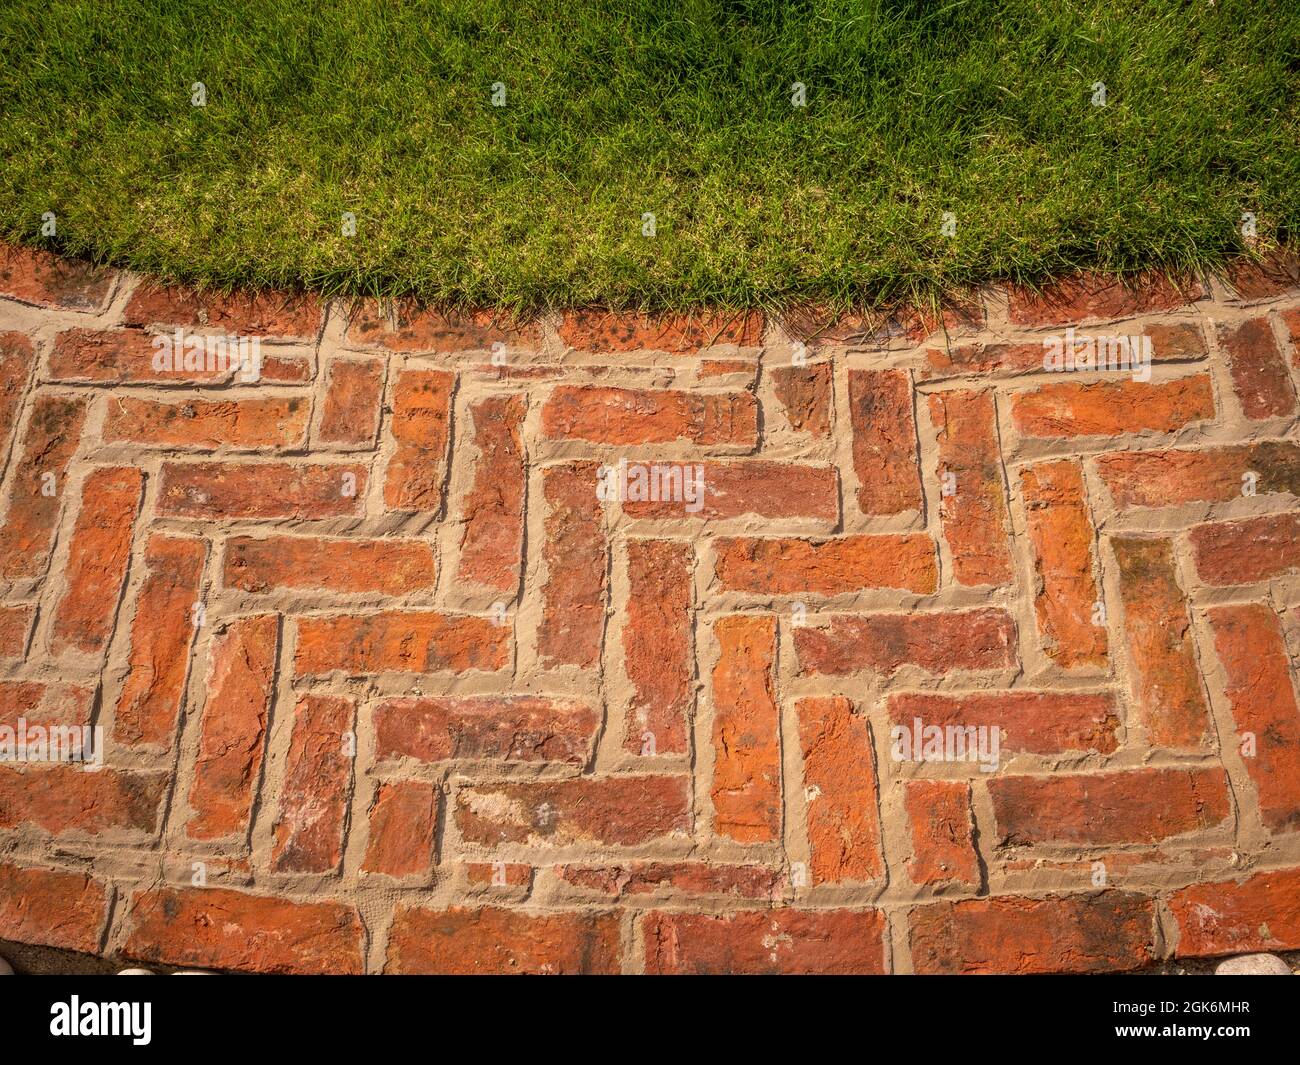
374, 695, 598, 764
539, 461, 607, 668
466, 862, 533, 888
557, 862, 782, 901
0, 332, 35, 452
318, 356, 384, 445
49, 466, 142, 656
1011, 375, 1215, 438
1112, 537, 1213, 748
124, 886, 363, 974
271, 694, 354, 873
623, 460, 839, 523
362, 781, 437, 879
0, 604, 32, 658
1020, 460, 1107, 668
771, 361, 832, 436
1006, 271, 1202, 326
0, 245, 115, 311
1097, 441, 1300, 508
795, 608, 1018, 676
904, 780, 981, 887
1190, 511, 1300, 585
386, 906, 619, 975
1223, 249, 1300, 301
0, 679, 93, 729
112, 534, 205, 748
384, 369, 454, 512
185, 615, 277, 841
925, 323, 1205, 378
347, 300, 538, 352
888, 691, 1119, 757
456, 394, 526, 591
1285, 307, 1300, 366
557, 310, 761, 353
988, 767, 1231, 846
158, 460, 366, 519
124, 283, 322, 338
542, 385, 757, 447
0, 862, 108, 952
1169, 867, 1300, 958
104, 395, 308, 450
1207, 603, 1300, 832
1215, 318, 1296, 418
929, 389, 1013, 586
294, 611, 508, 676
644, 909, 886, 975
623, 539, 693, 755
714, 534, 936, 596
910, 892, 1156, 974
711, 615, 780, 843
848, 369, 923, 516
0, 765, 166, 837
49, 328, 227, 384
223, 535, 435, 596
456, 775, 690, 847
797, 695, 883, 883
0, 395, 88, 579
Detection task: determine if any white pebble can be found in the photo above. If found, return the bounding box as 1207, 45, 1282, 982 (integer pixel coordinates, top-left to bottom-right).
1214, 953, 1292, 975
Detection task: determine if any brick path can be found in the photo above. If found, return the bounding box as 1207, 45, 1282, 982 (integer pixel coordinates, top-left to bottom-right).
0, 244, 1298, 974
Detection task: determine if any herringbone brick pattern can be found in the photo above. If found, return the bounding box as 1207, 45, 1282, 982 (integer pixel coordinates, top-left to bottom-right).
0, 243, 1299, 973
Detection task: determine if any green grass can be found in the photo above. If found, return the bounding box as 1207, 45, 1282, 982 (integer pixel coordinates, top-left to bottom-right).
0, 0, 1296, 310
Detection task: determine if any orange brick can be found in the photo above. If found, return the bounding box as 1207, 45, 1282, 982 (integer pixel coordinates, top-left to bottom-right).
714, 534, 937, 596
623, 539, 693, 755
455, 394, 526, 591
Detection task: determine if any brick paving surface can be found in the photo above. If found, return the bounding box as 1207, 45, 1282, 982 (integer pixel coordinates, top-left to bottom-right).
0, 243, 1299, 973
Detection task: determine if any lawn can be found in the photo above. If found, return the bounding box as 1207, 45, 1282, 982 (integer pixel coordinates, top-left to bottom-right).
0, 0, 1296, 310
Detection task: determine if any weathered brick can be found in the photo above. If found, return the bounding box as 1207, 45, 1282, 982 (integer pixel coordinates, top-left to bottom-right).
361, 781, 437, 879
623, 539, 693, 755
0, 679, 93, 729
466, 861, 533, 888
456, 394, 526, 591
158, 461, 366, 520
317, 356, 384, 445
1215, 318, 1296, 419
49, 466, 142, 656
186, 615, 277, 841
104, 396, 308, 449
1190, 511, 1300, 585
0, 765, 166, 837
124, 886, 363, 974
1097, 441, 1300, 508
347, 301, 538, 352
910, 892, 1156, 973
1020, 460, 1106, 668
0, 862, 108, 953
848, 369, 923, 516
795, 609, 1018, 677
714, 534, 936, 596
1207, 604, 1300, 832
112, 534, 205, 749
1011, 375, 1215, 438
0, 395, 88, 579
0, 332, 35, 452
374, 695, 598, 764
224, 535, 435, 596
557, 862, 782, 901
294, 611, 508, 676
988, 767, 1231, 846
49, 328, 227, 384
558, 310, 761, 353
644, 909, 886, 975
1169, 867, 1300, 957
904, 780, 981, 888
124, 283, 322, 338
770, 361, 832, 437
711, 615, 780, 843
930, 389, 1013, 586
0, 245, 115, 311
0, 604, 32, 658
623, 460, 838, 523
1223, 250, 1300, 302
888, 691, 1119, 757
1112, 536, 1212, 749
539, 461, 607, 668
385, 368, 454, 512
542, 385, 757, 447
386, 906, 619, 974
1006, 271, 1202, 326
456, 776, 690, 847
271, 694, 354, 873
797, 695, 883, 883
